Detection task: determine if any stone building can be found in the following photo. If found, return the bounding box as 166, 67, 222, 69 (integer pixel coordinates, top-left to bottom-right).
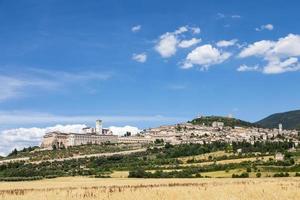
41, 120, 117, 149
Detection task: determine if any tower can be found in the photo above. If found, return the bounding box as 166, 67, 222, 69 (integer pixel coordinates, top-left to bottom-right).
279, 123, 283, 133
96, 120, 102, 134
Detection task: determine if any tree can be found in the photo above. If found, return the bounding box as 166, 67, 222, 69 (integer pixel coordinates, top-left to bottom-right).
246, 167, 252, 173
256, 172, 262, 178
124, 132, 131, 137
164, 143, 173, 149
8, 148, 18, 157
154, 139, 164, 144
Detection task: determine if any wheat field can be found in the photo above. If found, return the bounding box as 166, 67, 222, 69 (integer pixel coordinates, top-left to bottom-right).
0, 177, 299, 200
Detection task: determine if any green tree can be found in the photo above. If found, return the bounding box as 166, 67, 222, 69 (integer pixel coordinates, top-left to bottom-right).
256, 172, 261, 178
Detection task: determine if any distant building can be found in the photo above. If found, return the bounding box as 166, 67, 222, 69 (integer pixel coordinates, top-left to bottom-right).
212, 121, 224, 129
118, 136, 153, 144
41, 120, 117, 149
279, 123, 283, 133
275, 153, 284, 161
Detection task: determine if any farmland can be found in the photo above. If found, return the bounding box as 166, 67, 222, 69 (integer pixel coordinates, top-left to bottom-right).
0, 177, 299, 200
0, 142, 300, 199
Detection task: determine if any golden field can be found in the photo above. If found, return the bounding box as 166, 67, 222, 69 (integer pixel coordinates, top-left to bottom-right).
0, 177, 300, 200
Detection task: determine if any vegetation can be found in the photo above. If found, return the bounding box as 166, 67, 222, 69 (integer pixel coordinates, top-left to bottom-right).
189, 116, 256, 128
0, 142, 299, 180
5, 143, 141, 161
273, 172, 290, 177
231, 141, 294, 153
232, 172, 249, 178
0, 176, 44, 182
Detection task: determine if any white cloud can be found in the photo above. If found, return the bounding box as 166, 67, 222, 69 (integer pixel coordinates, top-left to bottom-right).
0, 75, 58, 102
237, 64, 260, 72
0, 76, 27, 101
131, 25, 141, 32
270, 34, 300, 57
238, 40, 275, 58
191, 27, 201, 34
174, 26, 188, 35
217, 13, 241, 19
155, 32, 179, 58
178, 38, 201, 48
238, 34, 300, 74
31, 69, 112, 82
216, 39, 238, 47
109, 126, 141, 136
182, 44, 231, 69
132, 53, 147, 63
217, 13, 225, 19
0, 111, 186, 126
255, 24, 274, 31
231, 15, 241, 19
263, 57, 300, 74
0, 124, 87, 156
0, 70, 111, 102
155, 26, 201, 58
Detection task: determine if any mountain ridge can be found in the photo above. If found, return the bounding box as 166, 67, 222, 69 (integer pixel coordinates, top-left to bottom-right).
256, 110, 300, 130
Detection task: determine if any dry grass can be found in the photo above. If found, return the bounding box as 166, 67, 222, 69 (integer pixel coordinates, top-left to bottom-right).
178, 151, 232, 163
0, 177, 300, 200
110, 171, 129, 178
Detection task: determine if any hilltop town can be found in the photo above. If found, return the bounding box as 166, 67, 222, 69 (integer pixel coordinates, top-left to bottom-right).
40, 116, 300, 150
1, 115, 300, 187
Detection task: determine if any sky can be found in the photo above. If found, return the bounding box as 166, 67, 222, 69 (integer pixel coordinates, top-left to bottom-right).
1, 0, 300, 155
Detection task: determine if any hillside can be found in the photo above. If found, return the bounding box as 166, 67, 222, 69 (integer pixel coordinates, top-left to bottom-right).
0, 141, 300, 181
256, 110, 300, 130
189, 116, 256, 128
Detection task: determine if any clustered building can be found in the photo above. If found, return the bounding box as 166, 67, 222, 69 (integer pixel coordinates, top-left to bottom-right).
142, 121, 299, 146
41, 118, 300, 150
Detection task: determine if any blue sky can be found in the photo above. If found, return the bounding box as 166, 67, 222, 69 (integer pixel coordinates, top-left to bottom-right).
1, 0, 300, 135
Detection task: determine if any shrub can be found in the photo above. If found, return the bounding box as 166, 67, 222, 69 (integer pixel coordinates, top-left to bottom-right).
246, 167, 251, 172
273, 172, 289, 177
232, 172, 249, 178
195, 173, 202, 178
0, 176, 43, 182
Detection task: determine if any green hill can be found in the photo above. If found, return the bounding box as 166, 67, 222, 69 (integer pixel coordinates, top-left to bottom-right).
256, 110, 300, 130
189, 116, 256, 128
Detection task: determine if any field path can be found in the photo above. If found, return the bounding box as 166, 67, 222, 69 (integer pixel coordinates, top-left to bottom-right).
0, 157, 30, 165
